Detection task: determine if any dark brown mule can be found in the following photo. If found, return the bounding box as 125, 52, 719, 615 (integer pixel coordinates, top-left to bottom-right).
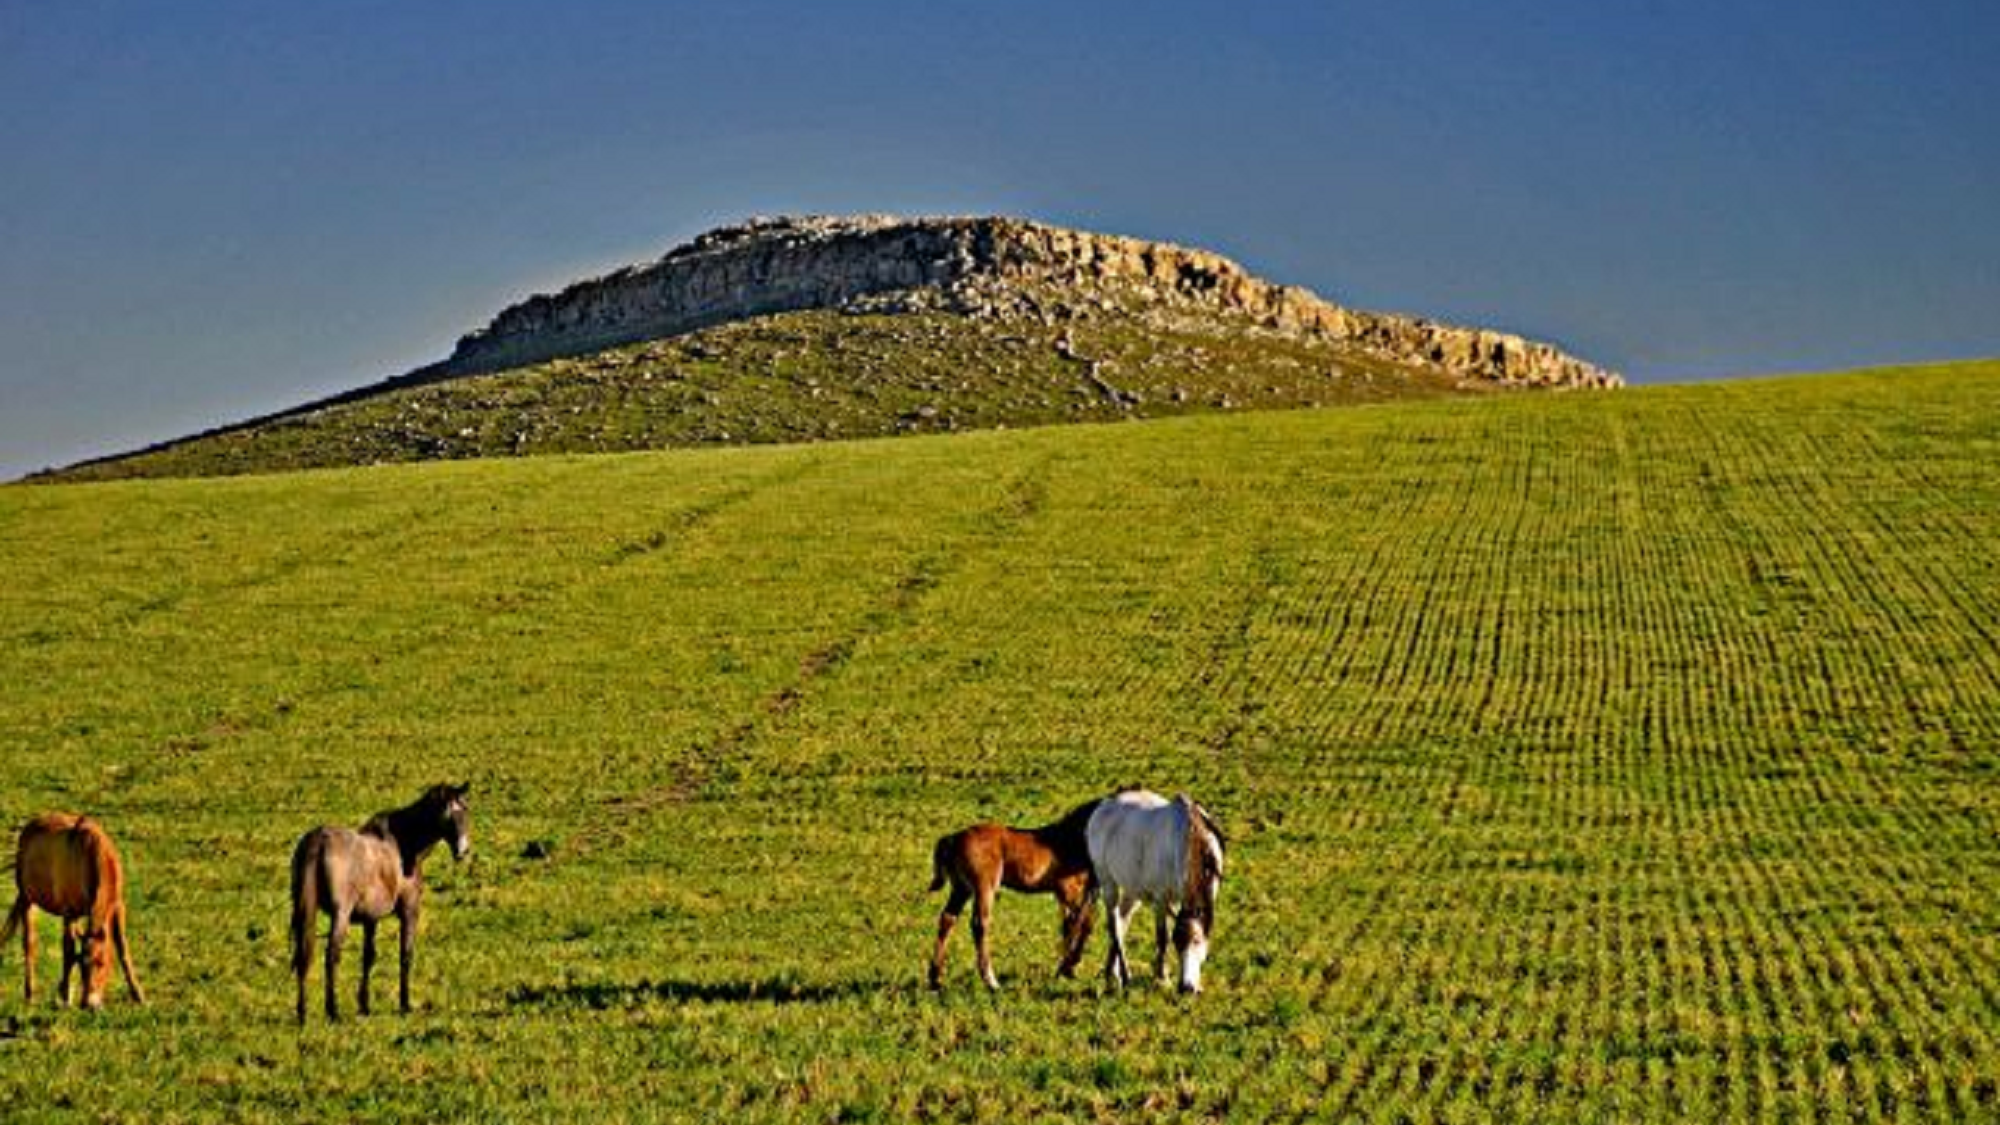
290, 783, 470, 1025
2, 813, 146, 1009
927, 797, 1100, 989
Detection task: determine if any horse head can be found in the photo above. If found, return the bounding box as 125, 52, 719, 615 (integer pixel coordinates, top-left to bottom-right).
424, 783, 473, 861
1055, 871, 1096, 976
80, 929, 114, 1009
57, 816, 128, 1010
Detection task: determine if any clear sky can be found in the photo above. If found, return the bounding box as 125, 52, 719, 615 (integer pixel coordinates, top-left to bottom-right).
3, 1, 1996, 478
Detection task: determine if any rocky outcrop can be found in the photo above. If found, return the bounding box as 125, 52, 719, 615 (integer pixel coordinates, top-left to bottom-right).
438, 215, 1619, 390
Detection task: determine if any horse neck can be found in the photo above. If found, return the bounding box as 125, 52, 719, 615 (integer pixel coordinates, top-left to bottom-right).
371, 805, 444, 876
70, 820, 122, 915
1179, 804, 1219, 913
1032, 811, 1093, 871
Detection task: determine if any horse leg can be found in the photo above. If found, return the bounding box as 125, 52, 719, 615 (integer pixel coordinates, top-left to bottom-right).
1153, 904, 1171, 985
972, 877, 1000, 990
357, 920, 377, 1016
10, 900, 34, 1003
60, 919, 79, 1007
1055, 885, 1094, 979
929, 885, 970, 989
397, 902, 417, 1014
1101, 886, 1132, 989
112, 908, 145, 1004
80, 919, 107, 1011
295, 942, 310, 1027
323, 908, 350, 1022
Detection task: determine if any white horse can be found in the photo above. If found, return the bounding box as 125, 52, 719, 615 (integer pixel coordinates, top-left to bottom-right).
1086, 789, 1225, 993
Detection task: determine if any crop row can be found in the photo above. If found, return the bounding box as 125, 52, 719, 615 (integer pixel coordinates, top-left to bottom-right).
1, 363, 1995, 1120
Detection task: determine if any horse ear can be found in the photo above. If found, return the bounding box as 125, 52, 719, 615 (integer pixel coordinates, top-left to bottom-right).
1198, 807, 1225, 851
457, 782, 472, 799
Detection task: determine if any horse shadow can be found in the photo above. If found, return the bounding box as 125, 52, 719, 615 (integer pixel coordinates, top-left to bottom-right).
503, 974, 890, 1011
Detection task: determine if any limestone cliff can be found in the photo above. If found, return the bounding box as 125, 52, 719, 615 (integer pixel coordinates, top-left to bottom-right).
439, 215, 1619, 390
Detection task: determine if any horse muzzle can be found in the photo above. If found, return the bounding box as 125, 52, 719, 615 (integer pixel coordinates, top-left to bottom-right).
1177, 934, 1209, 994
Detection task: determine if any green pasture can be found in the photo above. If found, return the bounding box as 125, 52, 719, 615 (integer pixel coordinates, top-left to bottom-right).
2, 361, 1997, 1121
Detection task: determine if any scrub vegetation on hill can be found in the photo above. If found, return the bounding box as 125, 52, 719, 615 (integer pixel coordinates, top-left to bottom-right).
2, 361, 1997, 1122
41, 294, 1473, 483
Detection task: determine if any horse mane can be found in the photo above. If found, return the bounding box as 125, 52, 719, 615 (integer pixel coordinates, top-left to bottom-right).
360, 784, 469, 873
362, 785, 453, 838
1193, 803, 1226, 852
1034, 796, 1105, 863
1176, 796, 1224, 922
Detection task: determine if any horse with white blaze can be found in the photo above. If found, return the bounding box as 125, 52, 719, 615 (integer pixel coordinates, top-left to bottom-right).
1086, 789, 1225, 993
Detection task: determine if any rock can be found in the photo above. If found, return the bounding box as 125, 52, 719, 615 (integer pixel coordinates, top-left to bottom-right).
435, 215, 1619, 390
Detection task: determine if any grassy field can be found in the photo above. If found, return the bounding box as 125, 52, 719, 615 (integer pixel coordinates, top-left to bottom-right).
2, 360, 1997, 1122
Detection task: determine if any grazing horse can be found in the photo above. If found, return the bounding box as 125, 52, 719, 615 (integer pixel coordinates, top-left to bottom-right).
290, 783, 470, 1025
2, 813, 146, 1009
1088, 789, 1225, 994
927, 797, 1101, 989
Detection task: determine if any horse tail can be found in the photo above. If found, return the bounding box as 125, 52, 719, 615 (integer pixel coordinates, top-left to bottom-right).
928, 835, 950, 894
289, 831, 324, 979
0, 894, 23, 952
1, 823, 28, 960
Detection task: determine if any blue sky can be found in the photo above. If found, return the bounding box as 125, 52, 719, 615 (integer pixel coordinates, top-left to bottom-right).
3, 1, 1996, 478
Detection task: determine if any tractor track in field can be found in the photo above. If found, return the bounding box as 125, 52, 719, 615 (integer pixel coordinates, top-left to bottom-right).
593, 454, 825, 569
1193, 539, 1282, 762
104, 456, 817, 816
562, 455, 1055, 859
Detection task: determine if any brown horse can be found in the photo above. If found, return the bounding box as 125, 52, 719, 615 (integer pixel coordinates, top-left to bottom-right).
290, 783, 470, 1025
927, 797, 1100, 990
2, 813, 146, 1009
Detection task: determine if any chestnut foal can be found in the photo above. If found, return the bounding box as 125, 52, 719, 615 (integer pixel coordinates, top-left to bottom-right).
3, 813, 146, 1009
927, 797, 1100, 989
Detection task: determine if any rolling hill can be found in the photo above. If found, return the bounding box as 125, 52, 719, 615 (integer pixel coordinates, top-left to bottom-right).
2, 360, 1996, 1122
38, 215, 1618, 482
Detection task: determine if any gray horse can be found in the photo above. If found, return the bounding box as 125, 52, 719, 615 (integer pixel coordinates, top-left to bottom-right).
289, 783, 470, 1024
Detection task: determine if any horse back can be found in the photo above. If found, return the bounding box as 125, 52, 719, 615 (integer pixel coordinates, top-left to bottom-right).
13, 812, 120, 920
933, 824, 1006, 890
936, 823, 1075, 895
293, 825, 403, 919
1086, 791, 1189, 899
